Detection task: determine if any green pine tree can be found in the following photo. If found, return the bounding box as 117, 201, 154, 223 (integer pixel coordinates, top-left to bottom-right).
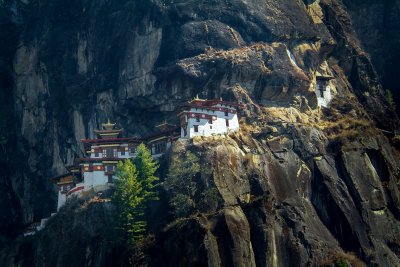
112, 160, 146, 244
112, 145, 160, 245
133, 143, 159, 202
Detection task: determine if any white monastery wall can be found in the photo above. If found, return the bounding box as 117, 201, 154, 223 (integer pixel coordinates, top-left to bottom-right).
181, 105, 239, 138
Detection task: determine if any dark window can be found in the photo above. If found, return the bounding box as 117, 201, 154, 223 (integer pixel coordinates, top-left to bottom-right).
95, 151, 99, 157
316, 80, 327, 97
155, 142, 166, 154
209, 117, 213, 124
121, 150, 125, 156
106, 165, 114, 172
226, 119, 229, 127
194, 125, 199, 132
224, 111, 228, 116
106, 149, 114, 158
196, 116, 200, 122
210, 126, 213, 129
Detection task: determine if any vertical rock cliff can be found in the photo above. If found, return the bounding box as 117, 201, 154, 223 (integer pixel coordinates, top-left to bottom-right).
0, 0, 399, 266
343, 0, 400, 114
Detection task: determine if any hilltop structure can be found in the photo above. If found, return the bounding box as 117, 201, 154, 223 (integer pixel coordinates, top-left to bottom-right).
315, 75, 333, 107
177, 96, 240, 138
50, 98, 241, 211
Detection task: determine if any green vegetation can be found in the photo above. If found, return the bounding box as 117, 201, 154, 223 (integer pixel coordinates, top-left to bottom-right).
133, 143, 159, 202
337, 259, 349, 267
112, 143, 159, 245
165, 151, 222, 217
385, 89, 396, 110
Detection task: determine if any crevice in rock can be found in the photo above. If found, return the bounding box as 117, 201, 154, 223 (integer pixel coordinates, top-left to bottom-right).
213, 214, 234, 267
242, 204, 268, 267
365, 149, 400, 220
310, 165, 362, 256
334, 154, 363, 214
365, 149, 390, 182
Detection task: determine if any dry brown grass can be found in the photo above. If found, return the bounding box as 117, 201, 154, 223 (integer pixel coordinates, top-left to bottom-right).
312, 116, 376, 145
318, 250, 366, 267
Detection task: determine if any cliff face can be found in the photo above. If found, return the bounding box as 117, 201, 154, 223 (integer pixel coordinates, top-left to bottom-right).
0, 0, 399, 266
343, 0, 400, 114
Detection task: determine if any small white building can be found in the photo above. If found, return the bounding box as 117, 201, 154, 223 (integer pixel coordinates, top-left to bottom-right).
315, 76, 333, 107
79, 121, 139, 191
51, 98, 242, 212
52, 121, 140, 210
51, 173, 76, 210
147, 121, 180, 159
178, 97, 241, 138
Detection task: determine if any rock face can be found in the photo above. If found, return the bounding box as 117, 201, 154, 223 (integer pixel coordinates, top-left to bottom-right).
343, 0, 400, 114
0, 190, 124, 267
0, 0, 399, 266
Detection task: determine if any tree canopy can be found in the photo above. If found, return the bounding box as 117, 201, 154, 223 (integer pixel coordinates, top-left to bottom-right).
112, 143, 159, 244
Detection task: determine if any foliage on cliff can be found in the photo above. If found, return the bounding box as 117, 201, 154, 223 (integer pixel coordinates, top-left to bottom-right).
165, 150, 222, 217
112, 144, 159, 244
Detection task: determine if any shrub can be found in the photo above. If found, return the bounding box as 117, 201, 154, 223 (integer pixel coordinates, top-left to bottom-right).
385, 89, 396, 110
165, 151, 200, 195
165, 151, 200, 217
198, 188, 222, 213
169, 194, 195, 217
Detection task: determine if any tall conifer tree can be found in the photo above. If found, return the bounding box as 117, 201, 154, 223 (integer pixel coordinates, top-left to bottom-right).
112, 144, 159, 244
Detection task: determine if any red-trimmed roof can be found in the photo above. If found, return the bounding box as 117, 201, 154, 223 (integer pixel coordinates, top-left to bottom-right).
81, 137, 141, 144
65, 164, 80, 170
176, 99, 242, 113
144, 126, 180, 141
77, 157, 127, 163
67, 185, 84, 196
50, 173, 74, 181
188, 99, 240, 107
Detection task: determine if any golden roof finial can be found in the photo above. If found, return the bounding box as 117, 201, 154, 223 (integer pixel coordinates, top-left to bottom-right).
102, 119, 116, 130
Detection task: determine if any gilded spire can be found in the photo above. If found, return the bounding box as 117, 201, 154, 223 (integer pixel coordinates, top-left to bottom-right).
102, 119, 116, 130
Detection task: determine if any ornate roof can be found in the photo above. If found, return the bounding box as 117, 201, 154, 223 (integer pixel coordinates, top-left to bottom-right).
177, 98, 241, 113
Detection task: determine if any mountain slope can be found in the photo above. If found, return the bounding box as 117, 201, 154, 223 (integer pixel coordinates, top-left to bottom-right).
0, 0, 399, 266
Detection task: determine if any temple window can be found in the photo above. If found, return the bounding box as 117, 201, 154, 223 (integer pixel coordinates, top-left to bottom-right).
209, 117, 213, 124
106, 165, 114, 172
106, 149, 114, 158
224, 111, 228, 116
196, 116, 200, 122
154, 142, 166, 154
194, 125, 199, 132
226, 119, 229, 127
316, 77, 329, 98
95, 151, 99, 157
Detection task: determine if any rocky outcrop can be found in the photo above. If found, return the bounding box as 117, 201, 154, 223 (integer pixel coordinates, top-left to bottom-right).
0, 190, 123, 267
0, 0, 399, 266
149, 126, 399, 266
